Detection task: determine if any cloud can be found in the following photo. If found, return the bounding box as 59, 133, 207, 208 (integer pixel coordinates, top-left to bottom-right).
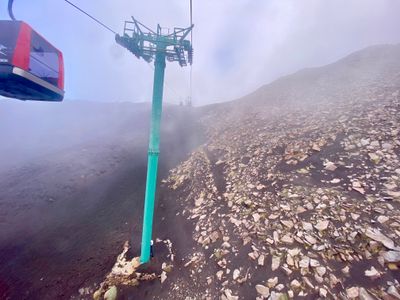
1, 0, 399, 105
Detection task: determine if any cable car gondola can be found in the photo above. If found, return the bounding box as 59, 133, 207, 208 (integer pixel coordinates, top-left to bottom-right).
0, 1, 64, 102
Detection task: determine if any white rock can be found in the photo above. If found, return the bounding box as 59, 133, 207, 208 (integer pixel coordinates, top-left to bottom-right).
302, 222, 313, 231
382, 251, 400, 263
281, 220, 294, 229
382, 143, 393, 150
290, 279, 301, 289
195, 198, 204, 207
304, 235, 317, 245
346, 287, 359, 298
216, 270, 224, 280
360, 139, 370, 146
388, 286, 400, 299
271, 256, 280, 271
273, 231, 280, 243
364, 266, 380, 277
275, 284, 284, 291
224, 289, 239, 300
286, 254, 294, 266
299, 256, 310, 268
368, 153, 381, 163
104, 286, 117, 300
370, 141, 380, 148
253, 213, 261, 223
319, 288, 328, 297
269, 291, 283, 300
315, 220, 329, 231
281, 234, 294, 244
325, 161, 337, 171
316, 266, 326, 277
160, 271, 167, 283
310, 259, 320, 267
377, 216, 389, 224
267, 277, 278, 288
258, 254, 265, 266
287, 248, 301, 256
359, 288, 374, 300
365, 228, 397, 250
233, 269, 240, 281
255, 285, 270, 297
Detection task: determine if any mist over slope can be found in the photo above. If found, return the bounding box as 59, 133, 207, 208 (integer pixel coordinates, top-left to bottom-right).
1, 43, 400, 299
202, 43, 400, 126
0, 100, 204, 299
111, 44, 400, 299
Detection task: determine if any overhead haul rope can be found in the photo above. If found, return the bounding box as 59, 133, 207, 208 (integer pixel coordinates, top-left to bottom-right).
63, 0, 189, 102
7, 0, 188, 102
62, 0, 117, 34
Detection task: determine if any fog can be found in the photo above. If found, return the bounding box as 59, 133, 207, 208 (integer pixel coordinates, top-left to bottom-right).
1, 1, 400, 299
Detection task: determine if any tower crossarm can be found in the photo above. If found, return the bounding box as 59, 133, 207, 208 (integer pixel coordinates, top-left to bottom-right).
115, 17, 193, 66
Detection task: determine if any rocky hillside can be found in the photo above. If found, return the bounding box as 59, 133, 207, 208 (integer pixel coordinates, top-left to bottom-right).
93, 44, 400, 300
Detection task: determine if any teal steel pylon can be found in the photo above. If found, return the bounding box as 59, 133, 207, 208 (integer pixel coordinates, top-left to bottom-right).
116, 18, 193, 264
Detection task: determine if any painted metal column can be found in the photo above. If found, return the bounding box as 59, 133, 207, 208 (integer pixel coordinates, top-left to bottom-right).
140, 45, 166, 263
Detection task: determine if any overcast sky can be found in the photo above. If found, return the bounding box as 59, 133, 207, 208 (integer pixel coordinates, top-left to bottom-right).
1, 0, 399, 105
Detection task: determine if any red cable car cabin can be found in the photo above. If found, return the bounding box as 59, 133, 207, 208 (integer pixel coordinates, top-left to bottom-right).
0, 20, 64, 101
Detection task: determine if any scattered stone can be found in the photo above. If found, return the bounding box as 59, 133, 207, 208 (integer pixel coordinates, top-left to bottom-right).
195, 197, 204, 207
258, 254, 265, 266
267, 277, 278, 288
287, 248, 301, 256
253, 213, 261, 222
290, 279, 301, 290
319, 288, 328, 297
223, 289, 239, 300
233, 269, 240, 281
377, 216, 389, 224
271, 256, 280, 271
160, 271, 167, 284
255, 285, 270, 297
314, 220, 329, 231
216, 270, 224, 280
299, 256, 310, 268
359, 288, 374, 300
347, 287, 359, 299
365, 228, 397, 250
281, 234, 294, 244
382, 251, 400, 263
325, 161, 337, 171
281, 220, 294, 229
316, 266, 326, 277
104, 286, 117, 300
388, 286, 400, 299
341, 266, 349, 275
302, 222, 313, 231
364, 266, 380, 278
275, 284, 284, 292
309, 259, 320, 267
304, 235, 317, 245
368, 153, 381, 164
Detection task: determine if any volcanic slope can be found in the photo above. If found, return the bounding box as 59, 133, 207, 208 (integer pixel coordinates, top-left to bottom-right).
109, 44, 400, 300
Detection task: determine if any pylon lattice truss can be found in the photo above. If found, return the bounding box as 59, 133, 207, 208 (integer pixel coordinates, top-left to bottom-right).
116, 17, 193, 67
